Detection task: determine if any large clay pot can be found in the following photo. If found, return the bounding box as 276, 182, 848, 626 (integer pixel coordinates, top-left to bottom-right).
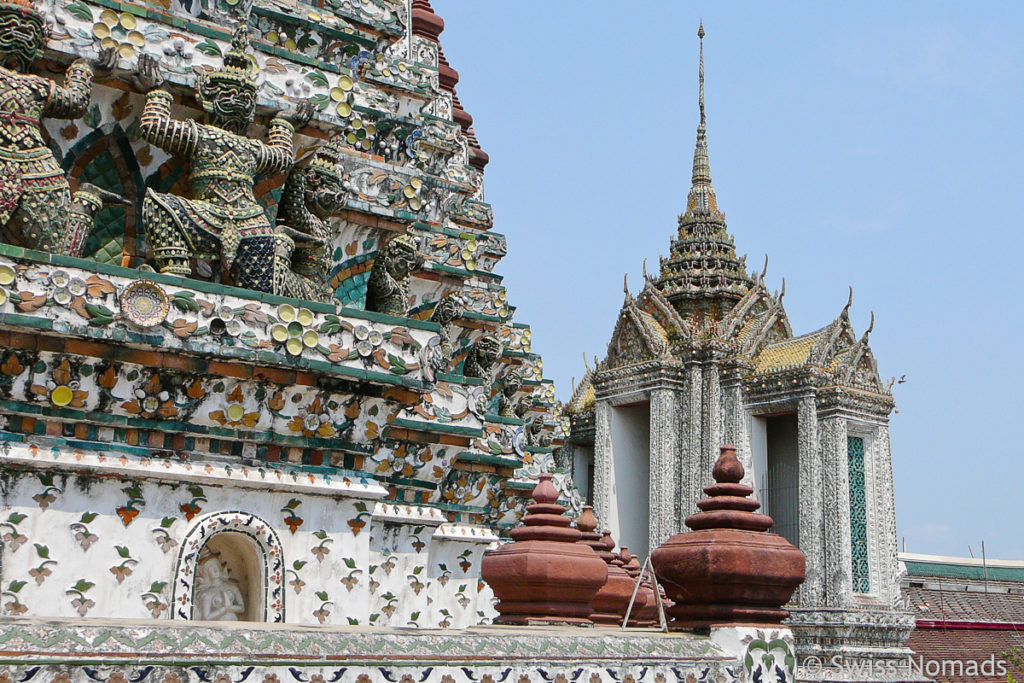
587, 530, 636, 626
482, 474, 607, 625
621, 548, 657, 628
651, 445, 805, 629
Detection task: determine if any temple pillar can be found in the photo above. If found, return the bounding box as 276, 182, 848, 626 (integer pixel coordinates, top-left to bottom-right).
819, 415, 852, 607
720, 379, 753, 489
701, 363, 722, 496
870, 424, 901, 607
649, 388, 681, 549
680, 362, 705, 522
593, 400, 614, 530
796, 395, 824, 606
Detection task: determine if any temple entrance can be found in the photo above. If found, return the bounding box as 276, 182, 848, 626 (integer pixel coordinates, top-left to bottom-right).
610, 402, 651, 560
751, 413, 800, 547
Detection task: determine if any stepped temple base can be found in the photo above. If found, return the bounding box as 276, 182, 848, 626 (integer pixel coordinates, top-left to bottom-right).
0, 618, 744, 682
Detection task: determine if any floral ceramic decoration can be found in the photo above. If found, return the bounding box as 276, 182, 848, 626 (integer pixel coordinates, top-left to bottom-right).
120, 280, 170, 327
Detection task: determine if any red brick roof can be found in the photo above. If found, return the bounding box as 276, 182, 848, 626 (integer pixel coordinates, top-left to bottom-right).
907, 626, 1024, 683
905, 581, 1024, 623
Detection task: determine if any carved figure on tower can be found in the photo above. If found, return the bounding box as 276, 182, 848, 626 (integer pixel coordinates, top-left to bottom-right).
428, 292, 464, 371
496, 367, 524, 418
194, 552, 245, 621
135, 25, 312, 291
0, 0, 127, 255
364, 232, 422, 315
273, 134, 347, 302
463, 333, 502, 380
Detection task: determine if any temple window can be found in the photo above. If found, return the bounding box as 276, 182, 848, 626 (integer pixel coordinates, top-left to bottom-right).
848, 436, 870, 593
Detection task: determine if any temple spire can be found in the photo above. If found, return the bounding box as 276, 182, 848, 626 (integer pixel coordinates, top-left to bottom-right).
698, 21, 705, 127
657, 23, 752, 319
686, 22, 718, 219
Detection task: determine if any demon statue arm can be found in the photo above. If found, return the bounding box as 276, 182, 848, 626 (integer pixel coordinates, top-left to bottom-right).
254, 113, 302, 177
42, 44, 115, 120
42, 59, 94, 119
137, 87, 199, 158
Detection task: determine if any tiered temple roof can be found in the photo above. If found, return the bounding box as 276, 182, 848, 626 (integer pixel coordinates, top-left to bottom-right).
656, 24, 752, 322
593, 25, 888, 398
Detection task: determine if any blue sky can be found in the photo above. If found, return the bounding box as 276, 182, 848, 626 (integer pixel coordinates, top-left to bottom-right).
433, 1, 1024, 561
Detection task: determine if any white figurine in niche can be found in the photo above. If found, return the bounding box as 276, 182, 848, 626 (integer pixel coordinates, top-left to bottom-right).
195, 553, 245, 621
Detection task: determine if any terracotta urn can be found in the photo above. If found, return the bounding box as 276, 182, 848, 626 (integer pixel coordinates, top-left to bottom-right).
576, 514, 635, 626
621, 548, 656, 627
482, 474, 607, 625
651, 445, 805, 629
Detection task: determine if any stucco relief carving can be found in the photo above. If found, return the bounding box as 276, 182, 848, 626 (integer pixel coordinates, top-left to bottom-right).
194, 554, 246, 621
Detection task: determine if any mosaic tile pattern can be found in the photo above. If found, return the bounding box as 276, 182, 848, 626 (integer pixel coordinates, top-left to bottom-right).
848, 436, 870, 594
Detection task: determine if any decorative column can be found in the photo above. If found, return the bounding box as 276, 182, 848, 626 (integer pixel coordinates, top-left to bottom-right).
649, 388, 681, 548
870, 424, 901, 607
593, 400, 613, 529
720, 377, 753, 489
680, 362, 705, 523
701, 363, 723, 496
796, 395, 824, 606
818, 415, 852, 607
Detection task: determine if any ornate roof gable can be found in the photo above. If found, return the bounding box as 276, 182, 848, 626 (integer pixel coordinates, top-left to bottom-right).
806, 289, 859, 368
750, 288, 887, 392
830, 312, 886, 393
718, 259, 792, 356
566, 356, 596, 414
637, 266, 694, 339
603, 283, 670, 370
